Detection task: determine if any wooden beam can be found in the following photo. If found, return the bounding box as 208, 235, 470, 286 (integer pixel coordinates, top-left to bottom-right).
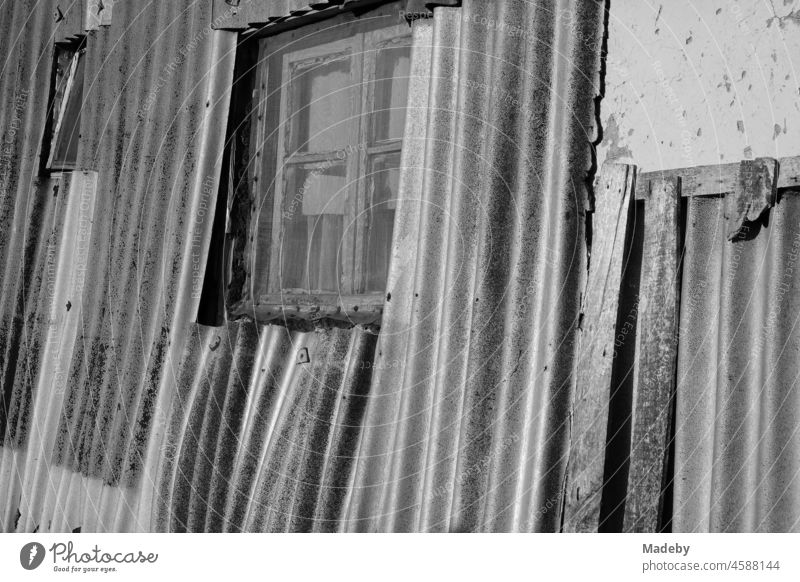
563, 162, 636, 532
623, 178, 680, 532
635, 155, 800, 200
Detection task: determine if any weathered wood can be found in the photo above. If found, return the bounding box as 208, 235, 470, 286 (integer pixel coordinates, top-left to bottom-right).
635, 155, 799, 200
562, 162, 636, 532
623, 178, 680, 532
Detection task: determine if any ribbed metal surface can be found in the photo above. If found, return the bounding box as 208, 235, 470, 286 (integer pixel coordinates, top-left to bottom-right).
152, 322, 376, 532
211, 0, 461, 30
346, 0, 603, 532
1, 0, 604, 532
211, 0, 348, 30
674, 190, 800, 532
0, 0, 236, 532
56, 0, 87, 42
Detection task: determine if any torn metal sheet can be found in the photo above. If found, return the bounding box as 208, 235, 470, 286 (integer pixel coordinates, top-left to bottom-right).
725, 157, 778, 240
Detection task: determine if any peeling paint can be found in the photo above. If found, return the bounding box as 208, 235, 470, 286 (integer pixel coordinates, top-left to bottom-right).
598, 0, 800, 172
603, 114, 634, 162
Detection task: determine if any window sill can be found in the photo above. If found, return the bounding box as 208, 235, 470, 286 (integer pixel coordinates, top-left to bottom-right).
231, 293, 386, 331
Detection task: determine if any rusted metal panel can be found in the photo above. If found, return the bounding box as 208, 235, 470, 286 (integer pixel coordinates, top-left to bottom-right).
0, 0, 236, 532
150, 322, 376, 532
562, 163, 635, 532
17, 171, 97, 533
210, 0, 461, 30
724, 158, 778, 240
674, 188, 800, 532
348, 0, 605, 533
0, 0, 606, 533
54, 0, 86, 42
0, 3, 66, 457
211, 0, 354, 30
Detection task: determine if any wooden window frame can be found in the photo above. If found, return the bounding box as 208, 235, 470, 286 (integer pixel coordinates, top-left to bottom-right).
217, 3, 412, 327
265, 26, 409, 300
41, 36, 87, 174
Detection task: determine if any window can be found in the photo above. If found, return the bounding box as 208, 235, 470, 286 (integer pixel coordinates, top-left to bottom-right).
43, 38, 86, 173
218, 5, 413, 326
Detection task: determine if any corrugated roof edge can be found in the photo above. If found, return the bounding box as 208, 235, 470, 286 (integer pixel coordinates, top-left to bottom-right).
210, 0, 461, 32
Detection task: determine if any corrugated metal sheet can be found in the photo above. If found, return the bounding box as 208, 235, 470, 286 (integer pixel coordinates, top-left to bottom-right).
211, 0, 367, 30
152, 322, 376, 532
1, 0, 606, 532
345, 0, 604, 532
674, 189, 800, 532
5, 0, 798, 536
55, 0, 87, 42
159, 0, 604, 533
0, 0, 236, 532
211, 0, 461, 30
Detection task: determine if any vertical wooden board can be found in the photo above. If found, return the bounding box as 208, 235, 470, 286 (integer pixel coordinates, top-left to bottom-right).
562, 163, 635, 532
623, 178, 680, 532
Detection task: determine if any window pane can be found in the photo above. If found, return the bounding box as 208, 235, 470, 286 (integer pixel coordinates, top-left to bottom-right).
280, 163, 347, 293
50, 48, 75, 138
49, 47, 85, 169
372, 42, 411, 143
247, 23, 415, 313
290, 56, 352, 154
362, 152, 400, 293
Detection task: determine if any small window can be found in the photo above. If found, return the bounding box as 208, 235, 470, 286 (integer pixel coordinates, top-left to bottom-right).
220, 5, 413, 325
43, 38, 86, 173
270, 31, 410, 296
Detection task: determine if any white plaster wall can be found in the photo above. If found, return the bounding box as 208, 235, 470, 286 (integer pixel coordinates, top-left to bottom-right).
599, 0, 800, 173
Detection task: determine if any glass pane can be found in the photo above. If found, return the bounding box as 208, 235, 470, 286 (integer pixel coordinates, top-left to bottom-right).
290, 56, 351, 154
280, 163, 347, 293
50, 48, 74, 137
50, 48, 85, 169
362, 152, 400, 292
372, 42, 411, 143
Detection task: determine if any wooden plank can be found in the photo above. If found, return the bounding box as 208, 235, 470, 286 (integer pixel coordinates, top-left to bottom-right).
623, 178, 680, 532
635, 155, 800, 200
562, 162, 636, 532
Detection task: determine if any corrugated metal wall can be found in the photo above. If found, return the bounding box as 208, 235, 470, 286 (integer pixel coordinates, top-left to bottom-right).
675, 190, 800, 532
212, 0, 351, 29
1, 0, 606, 532
27, 0, 794, 534
4, 0, 797, 535
149, 0, 605, 533
0, 0, 236, 532
344, 1, 604, 532
210, 0, 461, 30
152, 322, 378, 532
